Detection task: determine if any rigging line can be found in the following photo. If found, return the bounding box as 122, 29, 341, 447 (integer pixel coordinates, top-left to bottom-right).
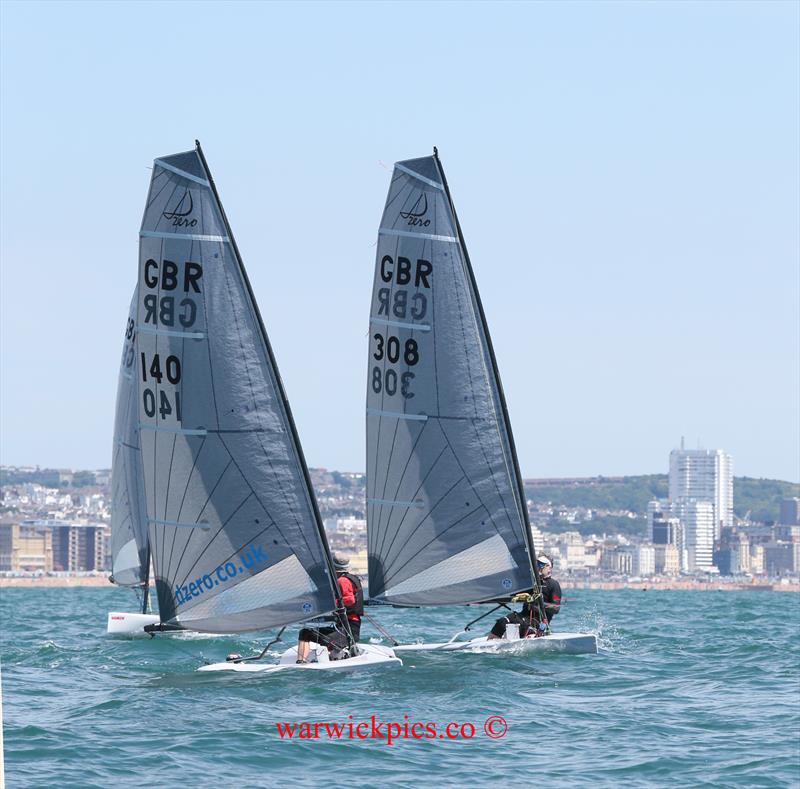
361, 612, 400, 646
232, 626, 286, 663
373, 417, 430, 561
380, 502, 490, 590
381, 470, 469, 582
377, 441, 451, 572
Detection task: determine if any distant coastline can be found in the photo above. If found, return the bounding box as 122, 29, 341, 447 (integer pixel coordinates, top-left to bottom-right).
1, 573, 797, 593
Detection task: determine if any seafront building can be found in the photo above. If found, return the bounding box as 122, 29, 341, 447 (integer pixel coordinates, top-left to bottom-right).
0, 522, 53, 572
673, 499, 716, 571
1, 464, 797, 582
0, 519, 108, 573
669, 444, 733, 539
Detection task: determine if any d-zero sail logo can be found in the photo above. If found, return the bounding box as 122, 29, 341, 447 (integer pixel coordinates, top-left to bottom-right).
400, 192, 431, 228
162, 188, 198, 228
173, 544, 268, 606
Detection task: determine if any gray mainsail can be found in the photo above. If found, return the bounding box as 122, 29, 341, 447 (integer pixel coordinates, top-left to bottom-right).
110, 289, 149, 589
366, 152, 543, 607
136, 143, 338, 633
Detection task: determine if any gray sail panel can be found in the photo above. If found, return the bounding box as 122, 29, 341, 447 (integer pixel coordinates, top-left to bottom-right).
137, 149, 336, 632
366, 156, 532, 606
110, 290, 149, 587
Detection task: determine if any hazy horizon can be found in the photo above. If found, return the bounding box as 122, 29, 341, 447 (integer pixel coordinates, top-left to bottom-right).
2, 459, 797, 486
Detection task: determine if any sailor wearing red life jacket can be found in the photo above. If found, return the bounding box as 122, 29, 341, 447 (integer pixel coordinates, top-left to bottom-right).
296, 553, 364, 663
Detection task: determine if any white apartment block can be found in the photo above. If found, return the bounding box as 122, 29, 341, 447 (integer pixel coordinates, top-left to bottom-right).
636, 544, 656, 576
674, 499, 716, 571
669, 445, 733, 539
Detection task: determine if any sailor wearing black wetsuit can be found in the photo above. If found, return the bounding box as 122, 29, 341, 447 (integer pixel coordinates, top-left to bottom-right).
296, 553, 364, 661
488, 556, 561, 639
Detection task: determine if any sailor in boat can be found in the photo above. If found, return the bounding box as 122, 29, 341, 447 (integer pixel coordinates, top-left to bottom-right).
487, 556, 562, 640
295, 553, 364, 663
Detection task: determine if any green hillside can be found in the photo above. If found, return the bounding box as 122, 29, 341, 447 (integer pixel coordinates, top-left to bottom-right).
524, 475, 799, 523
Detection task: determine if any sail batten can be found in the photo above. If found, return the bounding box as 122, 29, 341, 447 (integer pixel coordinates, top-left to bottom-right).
134, 144, 338, 632
366, 154, 540, 607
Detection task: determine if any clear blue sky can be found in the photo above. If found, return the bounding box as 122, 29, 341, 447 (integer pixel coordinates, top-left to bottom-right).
1, 0, 798, 481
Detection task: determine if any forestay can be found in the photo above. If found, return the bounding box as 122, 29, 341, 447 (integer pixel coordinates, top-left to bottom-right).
110, 289, 149, 588
136, 145, 337, 633
366, 154, 540, 607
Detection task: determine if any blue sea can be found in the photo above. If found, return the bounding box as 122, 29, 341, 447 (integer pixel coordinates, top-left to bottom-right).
2, 587, 799, 788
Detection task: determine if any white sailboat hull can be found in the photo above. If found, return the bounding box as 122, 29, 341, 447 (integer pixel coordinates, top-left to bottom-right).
393, 631, 598, 655
197, 641, 402, 673
106, 611, 160, 636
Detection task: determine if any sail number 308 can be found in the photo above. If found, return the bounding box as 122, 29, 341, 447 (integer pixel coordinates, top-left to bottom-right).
372, 334, 418, 398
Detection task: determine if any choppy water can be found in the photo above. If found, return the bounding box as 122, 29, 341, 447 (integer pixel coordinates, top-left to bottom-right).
2, 588, 799, 788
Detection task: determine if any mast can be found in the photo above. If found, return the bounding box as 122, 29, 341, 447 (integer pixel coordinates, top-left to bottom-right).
140, 541, 151, 614
431, 148, 546, 621
192, 141, 349, 635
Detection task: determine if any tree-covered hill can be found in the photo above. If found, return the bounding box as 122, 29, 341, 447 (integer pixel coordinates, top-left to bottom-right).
524, 475, 799, 523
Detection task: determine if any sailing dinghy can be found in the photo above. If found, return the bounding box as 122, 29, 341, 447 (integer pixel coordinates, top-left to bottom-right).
107, 288, 159, 635
366, 150, 596, 656
113, 142, 400, 673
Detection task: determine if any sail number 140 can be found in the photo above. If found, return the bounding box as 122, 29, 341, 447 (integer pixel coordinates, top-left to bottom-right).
140, 352, 182, 420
